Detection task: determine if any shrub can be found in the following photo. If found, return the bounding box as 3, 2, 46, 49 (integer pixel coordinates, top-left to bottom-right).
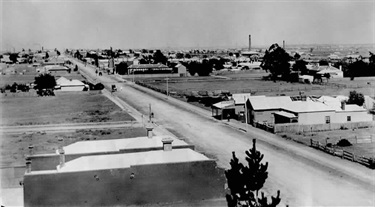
337, 139, 352, 147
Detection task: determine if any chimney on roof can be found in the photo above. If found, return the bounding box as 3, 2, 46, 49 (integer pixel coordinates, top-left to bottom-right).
341, 101, 346, 110
59, 148, 65, 168
249, 35, 252, 51
162, 137, 174, 151
145, 124, 154, 139
26, 157, 32, 173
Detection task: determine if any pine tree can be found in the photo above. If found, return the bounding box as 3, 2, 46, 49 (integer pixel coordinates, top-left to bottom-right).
225, 139, 281, 207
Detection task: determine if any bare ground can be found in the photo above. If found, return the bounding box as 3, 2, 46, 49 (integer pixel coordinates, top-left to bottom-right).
0, 91, 135, 126
0, 127, 146, 167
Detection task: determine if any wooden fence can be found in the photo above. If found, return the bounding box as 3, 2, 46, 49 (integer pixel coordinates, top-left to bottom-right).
254, 121, 275, 133
310, 139, 375, 169
340, 135, 375, 144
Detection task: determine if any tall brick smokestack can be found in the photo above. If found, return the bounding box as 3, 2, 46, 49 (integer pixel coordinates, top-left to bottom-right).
283, 40, 285, 49
249, 35, 252, 51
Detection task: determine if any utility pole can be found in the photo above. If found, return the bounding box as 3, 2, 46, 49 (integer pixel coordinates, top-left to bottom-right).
149, 103, 152, 122
244, 96, 248, 130
165, 78, 169, 97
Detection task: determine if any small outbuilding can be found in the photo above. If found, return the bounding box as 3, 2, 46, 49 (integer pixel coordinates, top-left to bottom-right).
56, 77, 86, 91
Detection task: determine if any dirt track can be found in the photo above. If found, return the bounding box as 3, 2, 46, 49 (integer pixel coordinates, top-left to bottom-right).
71, 57, 375, 206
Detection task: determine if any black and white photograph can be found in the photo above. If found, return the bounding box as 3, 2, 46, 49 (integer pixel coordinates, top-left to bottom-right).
1, 0, 374, 206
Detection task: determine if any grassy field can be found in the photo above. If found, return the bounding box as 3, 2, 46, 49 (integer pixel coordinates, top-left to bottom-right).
144, 73, 375, 97
279, 128, 375, 158
0, 127, 146, 167
0, 91, 134, 126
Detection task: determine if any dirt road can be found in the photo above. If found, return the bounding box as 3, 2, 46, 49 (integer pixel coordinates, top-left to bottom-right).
70, 57, 375, 206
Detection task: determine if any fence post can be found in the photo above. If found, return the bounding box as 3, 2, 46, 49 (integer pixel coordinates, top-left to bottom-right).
341, 150, 344, 159
352, 153, 355, 161
310, 139, 313, 146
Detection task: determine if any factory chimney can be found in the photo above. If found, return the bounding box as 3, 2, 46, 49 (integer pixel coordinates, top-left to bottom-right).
283, 40, 285, 49
249, 35, 252, 51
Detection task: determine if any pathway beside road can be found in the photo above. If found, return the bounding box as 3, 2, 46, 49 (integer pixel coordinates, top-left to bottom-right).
0, 121, 141, 134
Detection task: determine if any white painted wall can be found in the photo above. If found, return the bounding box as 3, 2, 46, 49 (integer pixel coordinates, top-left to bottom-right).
60, 86, 84, 91
332, 111, 373, 123
298, 111, 335, 125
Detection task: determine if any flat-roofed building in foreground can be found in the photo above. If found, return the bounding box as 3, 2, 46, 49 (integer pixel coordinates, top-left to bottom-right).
24, 146, 225, 206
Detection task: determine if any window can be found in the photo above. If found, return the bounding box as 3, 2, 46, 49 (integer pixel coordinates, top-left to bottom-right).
325, 116, 330, 124
347, 116, 351, 122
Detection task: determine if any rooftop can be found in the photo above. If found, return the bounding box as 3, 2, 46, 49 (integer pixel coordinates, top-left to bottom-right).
58, 148, 210, 172
232, 93, 252, 105
248, 96, 292, 110
128, 63, 170, 69
62, 136, 189, 155
283, 101, 335, 113
56, 77, 85, 86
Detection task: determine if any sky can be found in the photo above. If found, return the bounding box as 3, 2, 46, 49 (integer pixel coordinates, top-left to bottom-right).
1, 0, 374, 51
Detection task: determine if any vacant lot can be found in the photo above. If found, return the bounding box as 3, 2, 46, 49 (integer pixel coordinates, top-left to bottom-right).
0, 91, 134, 126
144, 73, 375, 97
279, 127, 375, 158
0, 127, 146, 167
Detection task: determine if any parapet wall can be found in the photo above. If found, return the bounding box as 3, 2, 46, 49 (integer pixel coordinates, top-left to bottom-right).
24, 160, 225, 206
28, 145, 195, 171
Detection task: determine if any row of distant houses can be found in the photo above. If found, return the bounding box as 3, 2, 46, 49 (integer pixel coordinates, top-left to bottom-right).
212, 94, 374, 132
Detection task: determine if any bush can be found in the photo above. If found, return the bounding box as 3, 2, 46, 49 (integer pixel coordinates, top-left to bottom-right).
337, 139, 352, 147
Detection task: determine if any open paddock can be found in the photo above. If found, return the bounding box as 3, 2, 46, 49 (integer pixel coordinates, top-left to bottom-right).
279, 127, 375, 158
0, 127, 147, 168
0, 91, 135, 126
143, 76, 375, 97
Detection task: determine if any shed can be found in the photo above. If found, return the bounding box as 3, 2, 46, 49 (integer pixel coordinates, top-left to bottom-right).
175, 63, 187, 77
246, 96, 292, 125
211, 100, 235, 120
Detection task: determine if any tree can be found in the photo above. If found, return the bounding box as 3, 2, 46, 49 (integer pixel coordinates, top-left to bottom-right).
261, 44, 291, 81
34, 73, 56, 91
318, 59, 329, 66
116, 61, 128, 75
186, 61, 198, 76
369, 52, 375, 65
292, 59, 308, 75
176, 53, 184, 59
153, 50, 167, 64
323, 73, 331, 82
293, 53, 301, 60
346, 91, 365, 106
9, 53, 19, 63
225, 139, 281, 207
196, 59, 213, 76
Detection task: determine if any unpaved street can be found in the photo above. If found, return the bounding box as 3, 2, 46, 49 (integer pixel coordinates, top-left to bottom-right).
71, 58, 375, 206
